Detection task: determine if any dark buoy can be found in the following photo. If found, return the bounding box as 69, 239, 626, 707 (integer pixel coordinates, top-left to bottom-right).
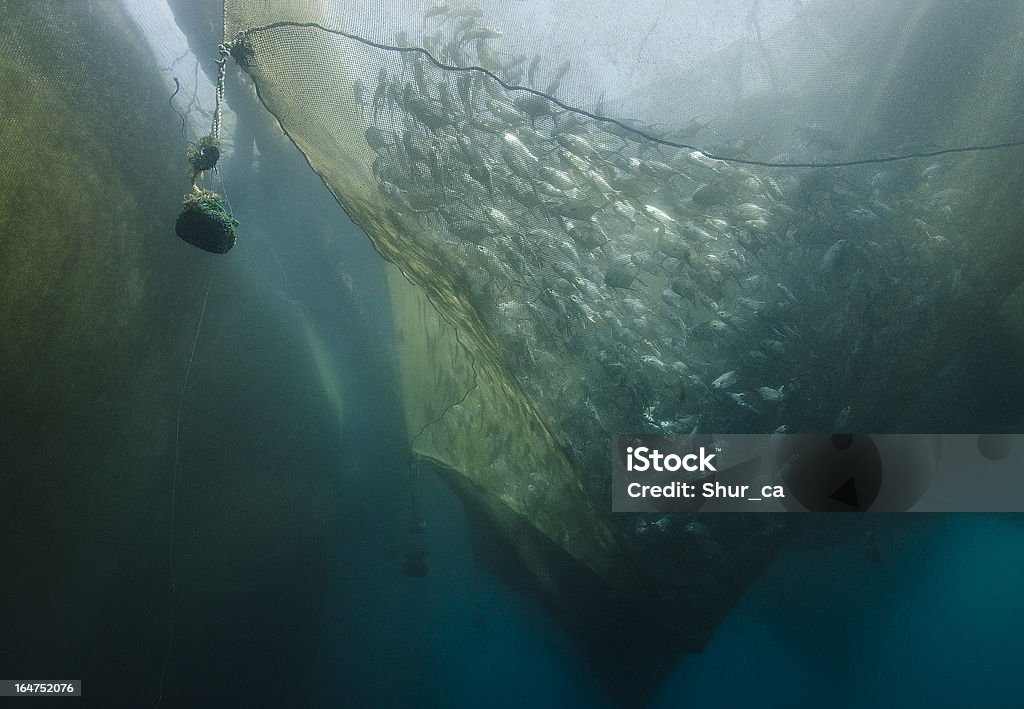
402, 549, 429, 577
175, 190, 238, 254
187, 139, 221, 172
402, 558, 429, 578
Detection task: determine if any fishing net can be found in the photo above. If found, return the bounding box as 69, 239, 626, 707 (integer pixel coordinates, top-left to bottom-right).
218, 0, 1024, 651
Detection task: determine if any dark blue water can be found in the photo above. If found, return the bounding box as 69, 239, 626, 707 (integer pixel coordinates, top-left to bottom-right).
311, 468, 608, 708
310, 453, 1024, 708
653, 515, 1024, 708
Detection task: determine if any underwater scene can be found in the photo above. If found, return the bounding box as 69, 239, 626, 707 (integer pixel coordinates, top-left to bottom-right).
2, 0, 1024, 706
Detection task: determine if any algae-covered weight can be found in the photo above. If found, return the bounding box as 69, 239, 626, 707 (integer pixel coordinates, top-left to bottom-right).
174, 190, 238, 254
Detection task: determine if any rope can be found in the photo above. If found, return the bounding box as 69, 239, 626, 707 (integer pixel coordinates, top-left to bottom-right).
239, 20, 1024, 170
211, 45, 228, 142
168, 78, 197, 148
155, 277, 214, 709
185, 0, 230, 194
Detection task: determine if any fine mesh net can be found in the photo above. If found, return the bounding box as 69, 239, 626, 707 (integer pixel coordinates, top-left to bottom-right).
221, 0, 1024, 624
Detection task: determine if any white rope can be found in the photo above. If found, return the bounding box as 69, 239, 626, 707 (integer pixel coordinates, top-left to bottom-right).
211, 0, 230, 141
211, 47, 227, 141
155, 277, 213, 709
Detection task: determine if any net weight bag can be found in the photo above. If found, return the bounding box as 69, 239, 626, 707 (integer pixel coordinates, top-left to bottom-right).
174, 42, 238, 254
175, 188, 238, 254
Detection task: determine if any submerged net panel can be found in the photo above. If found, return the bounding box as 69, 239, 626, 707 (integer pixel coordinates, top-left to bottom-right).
385, 262, 626, 582
223, 0, 1024, 627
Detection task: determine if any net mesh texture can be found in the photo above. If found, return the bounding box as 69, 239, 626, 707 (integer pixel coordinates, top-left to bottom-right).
220, 0, 1024, 625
